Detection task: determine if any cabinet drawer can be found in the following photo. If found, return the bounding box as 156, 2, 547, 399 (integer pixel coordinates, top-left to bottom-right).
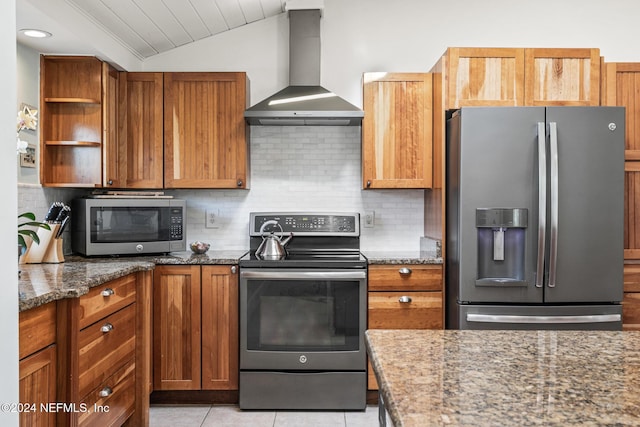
78, 304, 136, 398
368, 265, 442, 291
79, 274, 136, 329
78, 362, 135, 427
19, 302, 56, 360
368, 291, 443, 329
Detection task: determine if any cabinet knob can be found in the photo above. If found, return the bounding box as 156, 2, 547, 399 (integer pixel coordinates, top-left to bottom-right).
399, 267, 412, 275
366, 180, 371, 188
107, 179, 113, 186
231, 266, 237, 274
237, 179, 243, 187
100, 322, 114, 333
101, 288, 115, 297
98, 387, 113, 398
398, 296, 412, 303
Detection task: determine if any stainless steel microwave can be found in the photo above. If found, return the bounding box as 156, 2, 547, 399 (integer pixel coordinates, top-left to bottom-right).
71, 197, 186, 256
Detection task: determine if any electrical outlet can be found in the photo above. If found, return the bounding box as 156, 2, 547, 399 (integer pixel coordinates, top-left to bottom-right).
205, 209, 219, 229
364, 210, 375, 228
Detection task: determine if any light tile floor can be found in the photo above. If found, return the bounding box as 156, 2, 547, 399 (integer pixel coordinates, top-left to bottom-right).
149, 404, 382, 427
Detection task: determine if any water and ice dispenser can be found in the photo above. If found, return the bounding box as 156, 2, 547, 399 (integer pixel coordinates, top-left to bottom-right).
475, 208, 528, 286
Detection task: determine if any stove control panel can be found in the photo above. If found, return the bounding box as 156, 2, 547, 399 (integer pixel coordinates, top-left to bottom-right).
250, 212, 360, 236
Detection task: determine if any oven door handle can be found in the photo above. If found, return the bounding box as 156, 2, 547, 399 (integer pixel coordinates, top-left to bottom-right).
240, 270, 367, 280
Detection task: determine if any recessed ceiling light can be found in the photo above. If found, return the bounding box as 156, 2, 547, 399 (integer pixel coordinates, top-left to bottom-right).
19, 29, 52, 38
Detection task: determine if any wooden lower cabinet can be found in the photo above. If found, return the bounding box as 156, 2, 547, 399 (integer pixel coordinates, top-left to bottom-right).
153, 265, 239, 392
57, 271, 151, 426
367, 264, 444, 390
623, 264, 640, 330
19, 302, 57, 427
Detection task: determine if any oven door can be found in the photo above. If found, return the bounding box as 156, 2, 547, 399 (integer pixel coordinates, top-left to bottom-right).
239, 268, 367, 371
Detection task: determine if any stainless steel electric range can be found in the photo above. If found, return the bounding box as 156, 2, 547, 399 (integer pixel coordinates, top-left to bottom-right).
238, 212, 367, 410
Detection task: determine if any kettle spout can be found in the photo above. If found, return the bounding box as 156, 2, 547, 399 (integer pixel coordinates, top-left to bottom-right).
281, 232, 294, 247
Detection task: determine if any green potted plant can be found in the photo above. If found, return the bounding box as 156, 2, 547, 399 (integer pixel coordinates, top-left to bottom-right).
18, 212, 50, 256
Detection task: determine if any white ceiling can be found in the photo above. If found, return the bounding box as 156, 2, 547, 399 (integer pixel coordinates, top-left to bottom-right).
17, 0, 287, 60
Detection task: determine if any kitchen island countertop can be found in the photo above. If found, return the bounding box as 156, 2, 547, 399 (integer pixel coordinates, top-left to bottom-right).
366, 329, 640, 426
18, 250, 248, 311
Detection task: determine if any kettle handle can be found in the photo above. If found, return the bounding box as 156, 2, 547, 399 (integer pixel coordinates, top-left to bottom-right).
259, 220, 284, 235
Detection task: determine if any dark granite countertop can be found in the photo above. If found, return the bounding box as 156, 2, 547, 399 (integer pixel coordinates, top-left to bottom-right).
363, 251, 443, 265
366, 329, 640, 426
18, 250, 248, 312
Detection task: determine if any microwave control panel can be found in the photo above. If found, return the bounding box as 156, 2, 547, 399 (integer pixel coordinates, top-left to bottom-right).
170, 207, 183, 240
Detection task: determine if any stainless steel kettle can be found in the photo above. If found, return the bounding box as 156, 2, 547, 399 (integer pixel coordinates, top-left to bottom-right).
255, 220, 293, 260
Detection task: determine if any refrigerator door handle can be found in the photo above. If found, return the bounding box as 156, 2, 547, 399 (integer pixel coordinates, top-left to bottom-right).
536, 122, 547, 288
548, 122, 559, 288
466, 313, 622, 324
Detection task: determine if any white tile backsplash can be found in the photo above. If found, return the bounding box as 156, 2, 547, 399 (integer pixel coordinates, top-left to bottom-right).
18, 126, 426, 253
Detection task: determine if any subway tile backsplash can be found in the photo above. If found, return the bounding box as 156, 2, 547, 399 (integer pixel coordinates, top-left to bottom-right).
18, 126, 425, 253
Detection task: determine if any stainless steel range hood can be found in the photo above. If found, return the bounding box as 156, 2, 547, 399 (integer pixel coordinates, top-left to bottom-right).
244, 9, 363, 126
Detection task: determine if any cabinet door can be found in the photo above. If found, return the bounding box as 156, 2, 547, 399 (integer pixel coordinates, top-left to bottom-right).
601, 62, 640, 259
19, 345, 57, 427
606, 63, 640, 258
201, 265, 239, 390
117, 72, 164, 189
524, 48, 600, 106
164, 72, 247, 189
446, 47, 525, 108
153, 265, 202, 390
362, 72, 433, 189
625, 165, 640, 259
602, 62, 640, 160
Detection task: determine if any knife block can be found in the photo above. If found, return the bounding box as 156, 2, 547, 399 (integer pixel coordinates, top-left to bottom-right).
20, 225, 65, 264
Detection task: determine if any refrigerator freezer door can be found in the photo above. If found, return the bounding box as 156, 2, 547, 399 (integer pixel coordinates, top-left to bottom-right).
450, 107, 545, 304
458, 304, 622, 330
544, 107, 625, 303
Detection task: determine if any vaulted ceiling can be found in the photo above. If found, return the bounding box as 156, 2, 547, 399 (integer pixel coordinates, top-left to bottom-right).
17, 0, 287, 60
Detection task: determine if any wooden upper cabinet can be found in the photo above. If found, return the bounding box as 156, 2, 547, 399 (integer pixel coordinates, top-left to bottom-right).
524, 48, 600, 106
441, 47, 600, 109
40, 56, 105, 187
362, 72, 433, 189
601, 62, 640, 160
116, 72, 164, 189
164, 72, 248, 189
602, 62, 640, 259
445, 47, 525, 108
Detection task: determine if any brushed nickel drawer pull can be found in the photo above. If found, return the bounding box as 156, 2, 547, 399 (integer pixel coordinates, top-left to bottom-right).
100, 323, 114, 333
398, 296, 412, 303
99, 387, 113, 398
101, 288, 115, 297
398, 267, 412, 275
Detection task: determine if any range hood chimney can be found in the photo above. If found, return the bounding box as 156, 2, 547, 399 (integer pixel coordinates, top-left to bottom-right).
244, 8, 364, 126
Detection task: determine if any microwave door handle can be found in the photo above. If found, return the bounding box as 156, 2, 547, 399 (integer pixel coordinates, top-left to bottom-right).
548, 122, 559, 288
536, 122, 546, 288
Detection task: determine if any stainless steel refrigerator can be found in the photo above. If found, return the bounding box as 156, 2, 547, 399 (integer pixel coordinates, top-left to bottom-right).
446, 106, 625, 330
